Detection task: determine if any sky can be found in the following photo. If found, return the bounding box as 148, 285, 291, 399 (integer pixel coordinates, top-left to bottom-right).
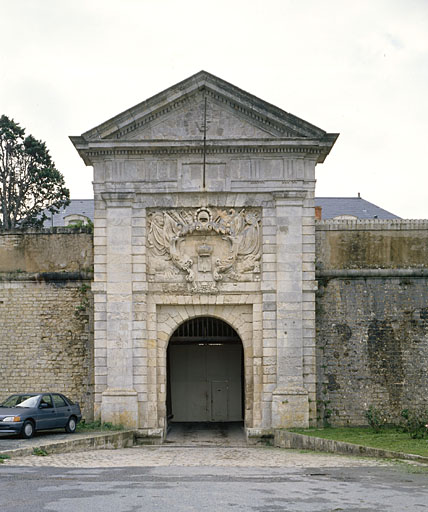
1, 0, 427, 218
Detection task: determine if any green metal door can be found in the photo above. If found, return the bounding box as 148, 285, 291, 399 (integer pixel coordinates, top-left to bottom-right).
169, 343, 242, 422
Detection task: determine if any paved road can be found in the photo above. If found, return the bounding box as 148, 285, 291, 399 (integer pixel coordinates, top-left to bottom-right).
1, 446, 427, 512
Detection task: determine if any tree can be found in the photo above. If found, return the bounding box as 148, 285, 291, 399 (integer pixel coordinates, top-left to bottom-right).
0, 115, 70, 230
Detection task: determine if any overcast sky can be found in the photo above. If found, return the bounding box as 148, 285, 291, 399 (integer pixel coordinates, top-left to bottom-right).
1, 0, 427, 218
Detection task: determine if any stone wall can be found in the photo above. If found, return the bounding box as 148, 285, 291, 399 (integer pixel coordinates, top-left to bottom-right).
2, 218, 427, 430
0, 231, 94, 419
315, 220, 428, 426
0, 229, 93, 273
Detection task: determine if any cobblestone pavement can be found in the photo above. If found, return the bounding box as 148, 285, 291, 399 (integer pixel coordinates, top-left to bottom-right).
2, 445, 393, 468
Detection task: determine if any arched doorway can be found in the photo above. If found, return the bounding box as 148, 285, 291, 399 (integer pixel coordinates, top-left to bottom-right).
167, 317, 244, 423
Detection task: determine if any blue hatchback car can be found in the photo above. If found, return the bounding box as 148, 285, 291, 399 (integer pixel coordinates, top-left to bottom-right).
0, 393, 82, 438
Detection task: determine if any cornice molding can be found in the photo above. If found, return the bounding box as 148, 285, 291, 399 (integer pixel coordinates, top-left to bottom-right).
74, 138, 331, 164
86, 146, 324, 158
272, 190, 308, 199
272, 190, 308, 206
101, 192, 135, 207
316, 219, 428, 231
317, 268, 428, 278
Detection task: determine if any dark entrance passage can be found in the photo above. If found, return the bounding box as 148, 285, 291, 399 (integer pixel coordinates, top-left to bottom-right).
167, 317, 244, 423
166, 421, 246, 446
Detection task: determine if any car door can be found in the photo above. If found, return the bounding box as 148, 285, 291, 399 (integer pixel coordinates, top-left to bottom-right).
36, 394, 56, 430
52, 393, 70, 428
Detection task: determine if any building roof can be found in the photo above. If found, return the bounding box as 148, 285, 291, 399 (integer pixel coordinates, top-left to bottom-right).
43, 196, 400, 227
43, 199, 94, 228
315, 196, 400, 220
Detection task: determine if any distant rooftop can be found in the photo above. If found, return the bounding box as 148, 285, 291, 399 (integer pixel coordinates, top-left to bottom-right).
43, 196, 400, 227
43, 199, 94, 228
315, 196, 400, 220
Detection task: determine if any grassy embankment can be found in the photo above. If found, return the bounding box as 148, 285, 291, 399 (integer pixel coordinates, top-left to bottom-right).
291, 426, 428, 457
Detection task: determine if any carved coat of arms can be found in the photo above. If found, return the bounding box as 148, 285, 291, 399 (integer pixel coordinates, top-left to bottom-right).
147, 207, 261, 290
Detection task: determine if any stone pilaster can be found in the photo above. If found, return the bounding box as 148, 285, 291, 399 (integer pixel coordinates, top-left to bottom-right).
271, 190, 309, 428
100, 193, 138, 428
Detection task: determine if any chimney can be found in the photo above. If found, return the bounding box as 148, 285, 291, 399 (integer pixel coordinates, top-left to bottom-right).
315, 206, 322, 220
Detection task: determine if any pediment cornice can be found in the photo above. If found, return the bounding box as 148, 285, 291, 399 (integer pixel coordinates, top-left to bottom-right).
71, 71, 339, 165
71, 135, 338, 164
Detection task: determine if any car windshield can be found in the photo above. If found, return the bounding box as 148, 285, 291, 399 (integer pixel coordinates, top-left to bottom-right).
1, 395, 40, 408
16, 395, 40, 408
1, 395, 32, 407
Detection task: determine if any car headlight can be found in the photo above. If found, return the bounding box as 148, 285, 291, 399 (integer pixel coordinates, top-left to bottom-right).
2, 416, 21, 422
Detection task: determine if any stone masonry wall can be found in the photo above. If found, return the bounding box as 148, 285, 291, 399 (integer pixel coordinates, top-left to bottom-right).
3, 216, 428, 430
0, 229, 93, 273
0, 231, 94, 419
315, 220, 428, 426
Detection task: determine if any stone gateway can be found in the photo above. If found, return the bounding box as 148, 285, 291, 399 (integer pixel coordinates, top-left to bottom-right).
1, 73, 427, 441
71, 71, 338, 441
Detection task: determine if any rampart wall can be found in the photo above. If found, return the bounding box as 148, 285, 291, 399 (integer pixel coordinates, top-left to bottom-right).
0, 230, 94, 419
1, 219, 427, 427
315, 220, 428, 426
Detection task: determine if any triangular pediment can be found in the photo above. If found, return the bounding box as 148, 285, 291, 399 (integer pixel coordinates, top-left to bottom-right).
81, 71, 329, 142
119, 91, 279, 141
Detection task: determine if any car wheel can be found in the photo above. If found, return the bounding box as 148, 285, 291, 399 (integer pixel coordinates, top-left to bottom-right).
21, 420, 35, 439
65, 416, 77, 434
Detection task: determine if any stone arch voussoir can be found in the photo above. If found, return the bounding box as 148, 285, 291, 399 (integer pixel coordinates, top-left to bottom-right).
156, 303, 254, 429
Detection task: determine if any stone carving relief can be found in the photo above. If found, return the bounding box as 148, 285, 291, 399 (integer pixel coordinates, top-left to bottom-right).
147, 207, 261, 292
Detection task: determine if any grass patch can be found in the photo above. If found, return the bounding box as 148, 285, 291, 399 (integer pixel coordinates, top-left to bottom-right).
290, 426, 428, 457
76, 419, 124, 432
0, 454, 11, 463
32, 447, 48, 457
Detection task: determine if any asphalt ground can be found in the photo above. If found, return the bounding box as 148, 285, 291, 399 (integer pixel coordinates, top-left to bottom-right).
1, 426, 427, 511
1, 452, 427, 512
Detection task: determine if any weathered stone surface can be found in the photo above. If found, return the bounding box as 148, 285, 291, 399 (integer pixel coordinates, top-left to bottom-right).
316, 219, 428, 270
272, 387, 309, 428
71, 71, 336, 435
315, 220, 428, 426
0, 231, 93, 273
0, 232, 94, 419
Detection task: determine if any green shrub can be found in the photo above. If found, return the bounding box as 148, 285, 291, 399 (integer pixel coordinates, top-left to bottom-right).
400, 409, 428, 439
68, 219, 94, 233
365, 406, 388, 432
